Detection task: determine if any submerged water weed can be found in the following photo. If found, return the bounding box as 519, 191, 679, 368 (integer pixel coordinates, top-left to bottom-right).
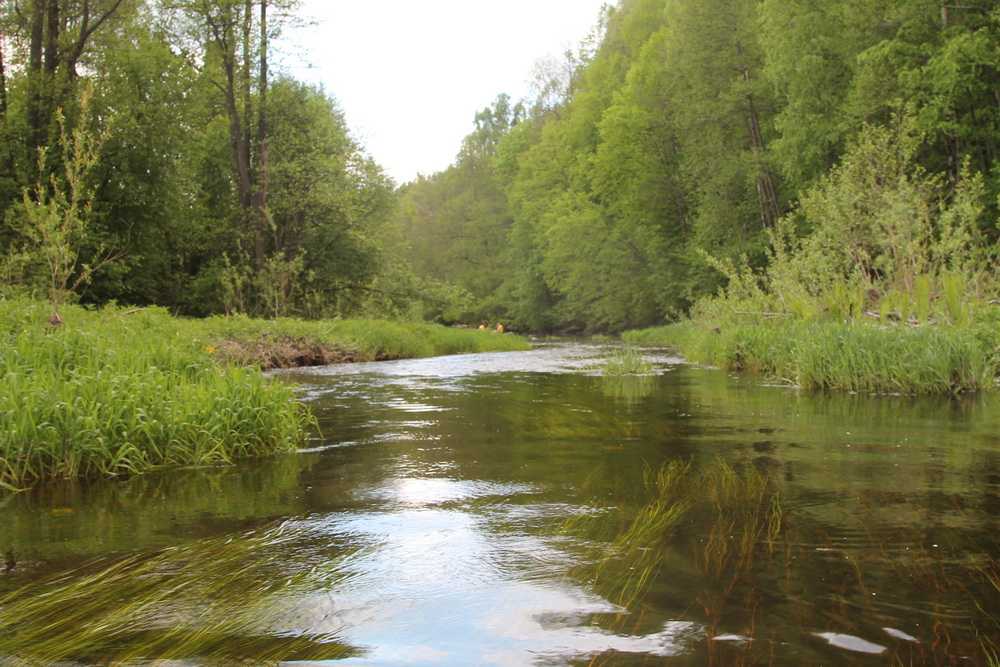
603, 346, 654, 376
0, 523, 358, 662
698, 460, 783, 582
566, 460, 783, 615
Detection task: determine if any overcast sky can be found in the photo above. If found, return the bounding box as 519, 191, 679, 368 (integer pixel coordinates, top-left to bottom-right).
277, 1, 608, 185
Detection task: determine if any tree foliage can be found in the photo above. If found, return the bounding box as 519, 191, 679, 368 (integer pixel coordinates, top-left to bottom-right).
397, 0, 1000, 332
0, 0, 393, 318
2, 0, 997, 330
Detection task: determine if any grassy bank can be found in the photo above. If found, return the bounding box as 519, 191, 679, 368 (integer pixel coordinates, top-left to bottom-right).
203, 315, 529, 368
625, 315, 1000, 395
0, 299, 529, 490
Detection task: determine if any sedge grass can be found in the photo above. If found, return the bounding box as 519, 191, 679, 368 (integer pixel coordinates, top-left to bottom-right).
625, 317, 999, 395
602, 346, 654, 376
0, 298, 530, 489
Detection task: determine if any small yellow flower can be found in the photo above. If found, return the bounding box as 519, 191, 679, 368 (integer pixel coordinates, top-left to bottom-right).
205, 345, 216, 354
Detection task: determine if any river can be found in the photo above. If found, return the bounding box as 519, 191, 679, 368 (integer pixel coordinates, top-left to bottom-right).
1, 342, 998, 665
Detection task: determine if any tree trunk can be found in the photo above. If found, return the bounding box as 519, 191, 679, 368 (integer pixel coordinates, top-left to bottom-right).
213, 7, 253, 218
255, 0, 269, 270
242, 0, 264, 271
41, 0, 61, 149
27, 0, 45, 157
742, 68, 780, 229
223, 63, 253, 214
44, 0, 59, 75
241, 0, 253, 186
0, 29, 8, 119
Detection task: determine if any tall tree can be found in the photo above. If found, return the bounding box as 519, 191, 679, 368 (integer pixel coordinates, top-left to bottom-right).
22, 0, 127, 160
661, 0, 783, 250
255, 0, 268, 269
168, 0, 289, 272
0, 22, 8, 119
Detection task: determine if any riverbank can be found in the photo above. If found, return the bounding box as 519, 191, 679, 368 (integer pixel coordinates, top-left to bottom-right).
625, 315, 1000, 395
0, 299, 529, 490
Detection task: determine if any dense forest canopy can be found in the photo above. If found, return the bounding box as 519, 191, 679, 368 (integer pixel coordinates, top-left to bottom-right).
1, 0, 998, 331
0, 0, 395, 317
396, 0, 1000, 332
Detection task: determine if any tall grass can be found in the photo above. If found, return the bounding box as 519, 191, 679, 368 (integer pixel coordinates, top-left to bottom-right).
0, 300, 309, 490
602, 346, 654, 376
0, 298, 530, 489
625, 317, 1000, 395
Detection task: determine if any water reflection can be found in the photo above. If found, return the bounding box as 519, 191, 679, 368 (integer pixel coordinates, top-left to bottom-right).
1, 343, 998, 664
599, 373, 655, 405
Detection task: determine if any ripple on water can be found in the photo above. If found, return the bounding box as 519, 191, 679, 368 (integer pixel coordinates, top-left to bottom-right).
354, 478, 538, 508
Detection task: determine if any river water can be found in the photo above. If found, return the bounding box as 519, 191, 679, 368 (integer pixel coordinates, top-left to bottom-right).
1, 343, 998, 665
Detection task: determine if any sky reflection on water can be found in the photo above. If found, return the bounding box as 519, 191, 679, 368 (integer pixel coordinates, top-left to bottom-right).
1, 343, 998, 665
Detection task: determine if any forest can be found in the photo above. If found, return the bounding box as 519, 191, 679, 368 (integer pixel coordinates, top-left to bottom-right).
398, 0, 1000, 335
0, 0, 399, 319
1, 0, 999, 334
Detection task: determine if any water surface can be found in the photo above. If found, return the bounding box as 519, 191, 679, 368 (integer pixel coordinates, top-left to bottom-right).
2, 342, 998, 665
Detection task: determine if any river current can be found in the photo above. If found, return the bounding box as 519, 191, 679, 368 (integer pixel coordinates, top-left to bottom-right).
1, 342, 998, 665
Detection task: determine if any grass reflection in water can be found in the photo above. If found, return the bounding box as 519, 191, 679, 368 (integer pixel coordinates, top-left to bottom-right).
599, 373, 655, 405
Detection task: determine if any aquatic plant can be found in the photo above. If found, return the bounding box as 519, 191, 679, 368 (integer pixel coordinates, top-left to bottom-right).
566, 459, 783, 613
599, 374, 654, 404
603, 346, 654, 376
0, 523, 358, 662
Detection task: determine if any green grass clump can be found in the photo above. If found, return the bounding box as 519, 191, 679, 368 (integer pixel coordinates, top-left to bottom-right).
0, 300, 310, 490
0, 299, 531, 489
625, 317, 1000, 395
603, 346, 653, 376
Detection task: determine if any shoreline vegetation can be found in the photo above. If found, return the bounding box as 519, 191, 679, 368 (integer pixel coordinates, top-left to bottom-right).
623, 124, 1000, 398
0, 299, 528, 491
625, 315, 1000, 395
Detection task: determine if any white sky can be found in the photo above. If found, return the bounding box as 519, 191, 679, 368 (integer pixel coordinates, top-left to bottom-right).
278, 1, 608, 185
